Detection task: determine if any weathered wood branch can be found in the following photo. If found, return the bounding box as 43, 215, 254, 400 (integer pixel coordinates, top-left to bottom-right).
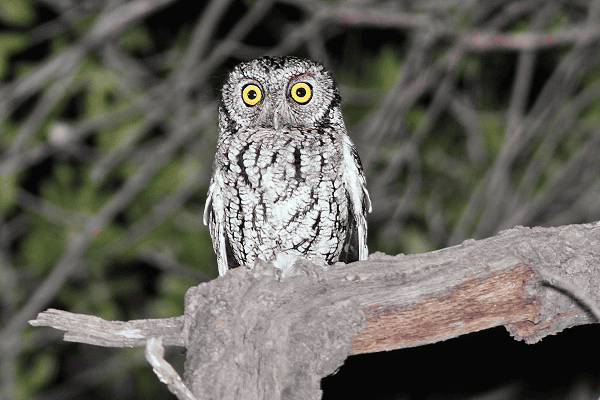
29, 310, 185, 347
30, 222, 600, 400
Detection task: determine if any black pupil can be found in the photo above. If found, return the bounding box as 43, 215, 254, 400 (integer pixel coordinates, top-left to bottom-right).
296, 87, 306, 97
247, 90, 257, 100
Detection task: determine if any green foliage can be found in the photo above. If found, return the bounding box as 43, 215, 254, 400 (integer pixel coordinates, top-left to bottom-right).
0, 0, 33, 26
74, 12, 98, 37
0, 172, 16, 212
49, 31, 70, 55
340, 47, 402, 126
581, 99, 600, 125
400, 224, 436, 254
479, 113, 505, 154
81, 58, 128, 119
150, 274, 193, 317
16, 215, 65, 273
405, 105, 427, 132
340, 46, 402, 90
0, 33, 28, 79
508, 16, 532, 34
18, 350, 58, 399
119, 26, 154, 54
549, 8, 569, 30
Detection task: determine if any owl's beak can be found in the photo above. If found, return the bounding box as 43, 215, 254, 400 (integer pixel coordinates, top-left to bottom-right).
259, 101, 292, 131
272, 102, 297, 131
272, 104, 284, 131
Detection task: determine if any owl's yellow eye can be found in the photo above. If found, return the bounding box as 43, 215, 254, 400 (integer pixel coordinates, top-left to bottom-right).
290, 82, 312, 104
242, 84, 262, 106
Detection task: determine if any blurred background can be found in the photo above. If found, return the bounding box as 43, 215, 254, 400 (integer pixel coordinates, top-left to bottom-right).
1, 0, 600, 399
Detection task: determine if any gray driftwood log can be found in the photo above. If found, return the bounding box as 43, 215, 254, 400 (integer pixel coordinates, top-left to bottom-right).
30, 222, 600, 400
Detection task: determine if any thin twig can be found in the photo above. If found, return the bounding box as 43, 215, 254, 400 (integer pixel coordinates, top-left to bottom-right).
505, 5, 554, 139
502, 129, 600, 229
177, 0, 235, 77
146, 337, 197, 400
536, 269, 600, 323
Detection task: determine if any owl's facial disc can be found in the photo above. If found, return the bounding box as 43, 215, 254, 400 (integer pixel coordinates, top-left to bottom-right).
272, 92, 303, 130
268, 77, 317, 130
257, 85, 309, 131
222, 56, 340, 132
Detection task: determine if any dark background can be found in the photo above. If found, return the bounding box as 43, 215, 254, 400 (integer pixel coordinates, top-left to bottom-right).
0, 0, 599, 399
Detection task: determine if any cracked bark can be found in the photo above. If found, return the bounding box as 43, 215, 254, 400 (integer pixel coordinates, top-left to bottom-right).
30, 222, 600, 399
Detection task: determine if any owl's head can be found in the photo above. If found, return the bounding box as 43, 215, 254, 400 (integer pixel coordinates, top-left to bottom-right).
219, 56, 342, 132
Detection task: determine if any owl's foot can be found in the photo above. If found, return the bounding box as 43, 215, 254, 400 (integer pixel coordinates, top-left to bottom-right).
267, 250, 328, 279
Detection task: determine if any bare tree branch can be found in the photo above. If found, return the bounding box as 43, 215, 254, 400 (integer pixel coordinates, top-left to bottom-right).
462, 25, 600, 51
145, 337, 197, 400
30, 309, 185, 347
30, 221, 600, 399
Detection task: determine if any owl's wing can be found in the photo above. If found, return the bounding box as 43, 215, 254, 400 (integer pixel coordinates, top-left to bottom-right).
341, 135, 372, 262
204, 171, 230, 276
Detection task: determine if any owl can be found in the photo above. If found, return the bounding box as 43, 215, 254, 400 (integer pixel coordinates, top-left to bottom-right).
204, 56, 371, 277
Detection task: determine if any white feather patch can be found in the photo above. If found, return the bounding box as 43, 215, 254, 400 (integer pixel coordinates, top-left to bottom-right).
342, 135, 371, 260
204, 172, 229, 275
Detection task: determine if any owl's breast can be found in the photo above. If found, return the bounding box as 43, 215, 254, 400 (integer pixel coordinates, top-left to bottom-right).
218, 127, 348, 264
221, 127, 342, 191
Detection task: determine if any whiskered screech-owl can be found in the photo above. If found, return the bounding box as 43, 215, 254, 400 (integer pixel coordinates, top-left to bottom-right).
204, 56, 371, 276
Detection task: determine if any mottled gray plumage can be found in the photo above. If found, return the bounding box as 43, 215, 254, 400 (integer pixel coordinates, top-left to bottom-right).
204, 56, 371, 276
